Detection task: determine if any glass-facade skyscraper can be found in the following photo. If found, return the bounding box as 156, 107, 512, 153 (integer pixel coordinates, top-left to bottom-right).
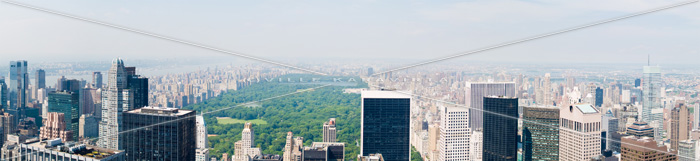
8, 60, 28, 124
123, 106, 196, 161
483, 96, 518, 161
47, 91, 80, 141
522, 106, 559, 161
361, 90, 410, 161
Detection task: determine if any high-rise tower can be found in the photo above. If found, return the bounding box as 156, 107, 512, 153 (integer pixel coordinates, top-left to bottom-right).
465, 82, 516, 129
93, 72, 103, 89
482, 96, 518, 161
8, 60, 28, 124
35, 69, 45, 89
323, 118, 337, 142
98, 58, 131, 150
559, 104, 601, 161
361, 90, 411, 161
438, 106, 471, 161
522, 106, 559, 161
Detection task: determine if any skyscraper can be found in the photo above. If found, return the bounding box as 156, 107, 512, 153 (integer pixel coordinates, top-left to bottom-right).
670, 103, 690, 151
361, 90, 410, 161
641, 66, 661, 123
0, 79, 7, 111
196, 115, 208, 149
47, 91, 80, 140
98, 58, 132, 150
559, 104, 601, 161
35, 69, 45, 89
522, 106, 559, 161
235, 122, 261, 161
8, 60, 28, 124
93, 72, 103, 89
482, 96, 518, 161
465, 82, 516, 129
595, 87, 603, 107
127, 75, 148, 109
437, 106, 471, 161
122, 106, 196, 161
323, 118, 337, 142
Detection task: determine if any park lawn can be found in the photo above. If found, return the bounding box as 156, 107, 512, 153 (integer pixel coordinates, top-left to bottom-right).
216, 117, 268, 125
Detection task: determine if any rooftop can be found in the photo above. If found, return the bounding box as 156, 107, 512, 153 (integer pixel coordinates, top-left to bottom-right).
574, 104, 598, 114
361, 90, 411, 99
25, 139, 122, 159
126, 106, 194, 116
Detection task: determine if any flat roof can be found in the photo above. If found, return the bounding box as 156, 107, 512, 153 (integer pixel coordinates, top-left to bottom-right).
361, 90, 411, 99
574, 104, 599, 114
126, 106, 194, 116
25, 141, 122, 159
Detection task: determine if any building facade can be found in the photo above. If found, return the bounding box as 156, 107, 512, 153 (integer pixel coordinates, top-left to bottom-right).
620, 136, 676, 161
361, 90, 411, 161
671, 103, 690, 151
482, 96, 518, 161
522, 106, 559, 161
48, 91, 80, 140
559, 104, 601, 161
437, 106, 470, 161
465, 82, 516, 129
323, 118, 337, 142
98, 58, 132, 150
122, 107, 196, 161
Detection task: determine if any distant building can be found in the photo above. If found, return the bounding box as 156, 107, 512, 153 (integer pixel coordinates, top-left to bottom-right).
640, 66, 661, 125
93, 72, 103, 89
302, 142, 345, 161
0, 79, 7, 111
438, 106, 471, 161
522, 106, 559, 161
79, 114, 98, 139
323, 118, 337, 142
122, 107, 196, 161
361, 90, 411, 161
39, 112, 73, 142
8, 60, 29, 126
559, 104, 601, 161
235, 123, 261, 161
620, 136, 675, 161
627, 122, 654, 138
283, 132, 303, 161
35, 69, 45, 89
671, 103, 690, 151
48, 91, 80, 140
595, 87, 603, 107
465, 82, 516, 129
483, 96, 518, 161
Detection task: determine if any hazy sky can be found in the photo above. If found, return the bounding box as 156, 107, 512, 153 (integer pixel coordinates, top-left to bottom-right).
1, 0, 699, 65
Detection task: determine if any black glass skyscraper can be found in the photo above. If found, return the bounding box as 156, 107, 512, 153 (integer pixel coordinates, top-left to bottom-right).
122, 107, 196, 161
125, 67, 148, 110
361, 91, 410, 161
595, 87, 604, 107
483, 96, 518, 161
128, 76, 148, 109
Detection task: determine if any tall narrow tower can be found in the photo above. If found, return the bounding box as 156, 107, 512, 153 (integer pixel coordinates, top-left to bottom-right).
323, 118, 337, 142
98, 58, 131, 150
